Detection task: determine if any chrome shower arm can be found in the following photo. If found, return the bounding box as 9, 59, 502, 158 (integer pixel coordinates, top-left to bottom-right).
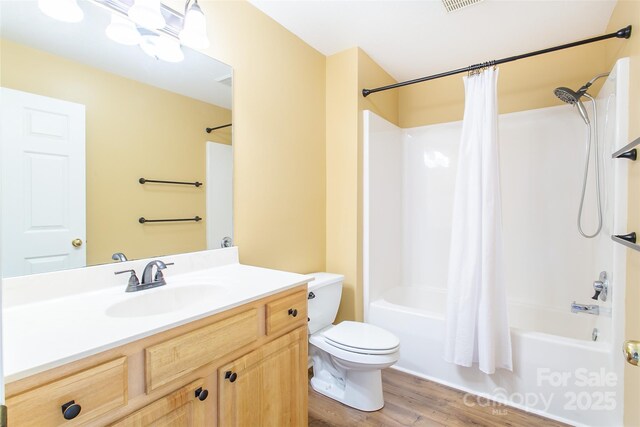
578, 72, 611, 95
587, 72, 611, 85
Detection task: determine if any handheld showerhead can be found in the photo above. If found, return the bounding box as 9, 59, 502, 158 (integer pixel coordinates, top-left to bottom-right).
554, 87, 579, 104
554, 73, 611, 239
554, 87, 590, 124
553, 73, 609, 125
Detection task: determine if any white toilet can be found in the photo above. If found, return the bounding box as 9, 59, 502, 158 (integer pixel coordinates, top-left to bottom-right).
307, 272, 400, 411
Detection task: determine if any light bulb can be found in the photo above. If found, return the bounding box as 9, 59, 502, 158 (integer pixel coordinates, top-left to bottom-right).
139, 34, 159, 58
155, 35, 184, 63
128, 0, 165, 30
179, 0, 209, 49
105, 14, 141, 46
38, 0, 84, 23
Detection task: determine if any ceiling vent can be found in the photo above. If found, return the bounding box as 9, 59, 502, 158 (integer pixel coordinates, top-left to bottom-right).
442, 0, 485, 13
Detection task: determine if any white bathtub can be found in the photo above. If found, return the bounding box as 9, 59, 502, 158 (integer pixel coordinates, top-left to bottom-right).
369, 286, 621, 426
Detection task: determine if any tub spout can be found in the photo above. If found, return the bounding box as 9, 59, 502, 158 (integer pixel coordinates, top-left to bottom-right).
571, 301, 599, 315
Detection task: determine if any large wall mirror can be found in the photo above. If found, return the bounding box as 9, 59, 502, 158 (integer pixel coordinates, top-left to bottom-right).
0, 0, 233, 278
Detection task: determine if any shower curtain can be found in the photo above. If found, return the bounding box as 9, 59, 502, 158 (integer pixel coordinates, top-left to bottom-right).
443, 68, 512, 374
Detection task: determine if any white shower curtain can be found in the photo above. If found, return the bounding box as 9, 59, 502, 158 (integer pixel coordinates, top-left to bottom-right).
443, 68, 512, 374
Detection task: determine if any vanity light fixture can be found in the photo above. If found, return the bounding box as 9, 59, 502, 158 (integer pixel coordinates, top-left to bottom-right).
155, 34, 185, 62
127, 0, 165, 30
139, 32, 185, 63
39, 0, 210, 63
179, 0, 209, 49
105, 13, 141, 45
38, 0, 84, 23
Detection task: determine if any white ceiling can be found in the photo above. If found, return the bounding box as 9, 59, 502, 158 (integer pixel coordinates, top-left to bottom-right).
1, 0, 232, 109
249, 0, 619, 82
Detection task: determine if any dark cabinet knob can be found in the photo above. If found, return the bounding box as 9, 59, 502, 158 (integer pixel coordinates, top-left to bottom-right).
225, 370, 238, 382
288, 308, 298, 317
61, 400, 81, 420
195, 387, 209, 401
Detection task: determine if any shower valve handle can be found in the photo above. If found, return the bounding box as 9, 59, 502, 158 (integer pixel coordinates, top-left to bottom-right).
592, 272, 608, 302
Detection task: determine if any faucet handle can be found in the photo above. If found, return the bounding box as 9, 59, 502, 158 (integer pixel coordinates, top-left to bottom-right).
592, 271, 608, 301
154, 263, 173, 281
114, 269, 136, 276
592, 288, 602, 300
115, 269, 140, 291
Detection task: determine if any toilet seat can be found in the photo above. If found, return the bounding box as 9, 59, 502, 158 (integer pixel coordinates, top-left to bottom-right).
310, 331, 400, 366
323, 321, 400, 355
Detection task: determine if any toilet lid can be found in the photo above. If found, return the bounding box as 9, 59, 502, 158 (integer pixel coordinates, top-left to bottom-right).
323, 321, 400, 354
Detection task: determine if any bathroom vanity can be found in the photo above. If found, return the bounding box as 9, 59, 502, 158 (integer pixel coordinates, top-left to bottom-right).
2, 248, 309, 426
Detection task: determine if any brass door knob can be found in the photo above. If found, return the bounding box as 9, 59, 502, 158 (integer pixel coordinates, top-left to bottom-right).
71, 238, 83, 248
623, 340, 639, 366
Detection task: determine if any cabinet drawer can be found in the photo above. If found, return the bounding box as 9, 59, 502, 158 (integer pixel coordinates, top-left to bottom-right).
266, 290, 307, 336
7, 357, 128, 426
146, 308, 259, 392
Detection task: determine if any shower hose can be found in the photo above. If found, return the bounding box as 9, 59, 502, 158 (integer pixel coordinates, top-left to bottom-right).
577, 94, 603, 238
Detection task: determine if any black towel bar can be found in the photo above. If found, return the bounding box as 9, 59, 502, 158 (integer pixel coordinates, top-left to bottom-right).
611, 232, 640, 251
139, 178, 202, 187
139, 216, 202, 224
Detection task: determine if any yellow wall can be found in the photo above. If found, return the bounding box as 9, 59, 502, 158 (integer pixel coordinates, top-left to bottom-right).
326, 49, 359, 321
0, 38, 231, 265
604, 2, 640, 425
201, 1, 326, 273
325, 47, 398, 321
398, 42, 609, 127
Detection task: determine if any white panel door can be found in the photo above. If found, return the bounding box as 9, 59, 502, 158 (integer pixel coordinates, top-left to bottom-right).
0, 87, 86, 277
206, 141, 233, 249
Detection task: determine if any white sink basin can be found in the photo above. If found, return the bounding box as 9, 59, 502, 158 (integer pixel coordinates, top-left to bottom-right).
106, 284, 229, 318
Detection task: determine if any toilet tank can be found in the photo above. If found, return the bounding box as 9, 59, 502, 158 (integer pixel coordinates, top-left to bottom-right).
307, 272, 344, 335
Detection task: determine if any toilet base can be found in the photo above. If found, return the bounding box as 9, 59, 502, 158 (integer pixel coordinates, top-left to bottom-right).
310, 349, 385, 411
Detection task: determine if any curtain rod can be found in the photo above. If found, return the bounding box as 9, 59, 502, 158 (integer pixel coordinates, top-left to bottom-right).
362, 25, 632, 97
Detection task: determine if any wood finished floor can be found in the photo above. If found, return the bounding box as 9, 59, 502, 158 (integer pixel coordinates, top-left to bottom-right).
308, 368, 567, 427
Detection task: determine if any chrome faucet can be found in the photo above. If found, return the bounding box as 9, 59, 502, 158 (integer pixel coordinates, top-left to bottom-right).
112, 252, 128, 262
114, 260, 173, 292
571, 301, 600, 315
141, 260, 173, 288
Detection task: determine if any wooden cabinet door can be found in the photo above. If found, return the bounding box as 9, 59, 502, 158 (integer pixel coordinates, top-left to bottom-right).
110, 380, 208, 427
218, 327, 307, 427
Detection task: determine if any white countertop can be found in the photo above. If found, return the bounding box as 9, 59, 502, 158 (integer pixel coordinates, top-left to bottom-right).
2, 248, 310, 383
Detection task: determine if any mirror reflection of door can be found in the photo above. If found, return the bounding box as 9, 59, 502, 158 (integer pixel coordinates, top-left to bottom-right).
0, 87, 86, 277
206, 141, 233, 249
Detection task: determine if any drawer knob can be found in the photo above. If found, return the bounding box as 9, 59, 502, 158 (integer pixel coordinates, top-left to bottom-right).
195, 387, 209, 401
288, 308, 298, 317
225, 370, 238, 382
61, 400, 81, 420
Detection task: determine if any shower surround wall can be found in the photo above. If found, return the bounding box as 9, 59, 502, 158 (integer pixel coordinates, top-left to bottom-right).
364, 59, 628, 426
